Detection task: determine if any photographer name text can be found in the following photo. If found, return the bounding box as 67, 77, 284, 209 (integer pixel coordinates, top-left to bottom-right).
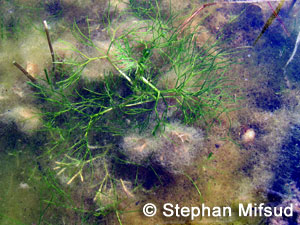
142, 203, 293, 220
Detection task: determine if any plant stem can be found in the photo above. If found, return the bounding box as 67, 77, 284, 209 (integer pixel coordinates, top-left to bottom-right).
107, 57, 133, 84
116, 210, 123, 225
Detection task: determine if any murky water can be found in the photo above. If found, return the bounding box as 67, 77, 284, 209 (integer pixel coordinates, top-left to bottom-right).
1, 0, 300, 224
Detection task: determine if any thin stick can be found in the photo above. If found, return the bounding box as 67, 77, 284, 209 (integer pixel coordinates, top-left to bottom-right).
43, 20, 55, 71
178, 3, 216, 33
267, 1, 289, 37
120, 179, 134, 198
12, 61, 36, 82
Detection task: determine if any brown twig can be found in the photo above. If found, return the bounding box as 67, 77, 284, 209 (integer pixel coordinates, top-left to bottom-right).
267, 0, 290, 37
12, 61, 36, 83
178, 3, 216, 33
43, 20, 55, 71
254, 0, 286, 45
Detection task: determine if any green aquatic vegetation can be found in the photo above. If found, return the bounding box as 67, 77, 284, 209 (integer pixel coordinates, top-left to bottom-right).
129, 0, 161, 19
14, 1, 237, 223
27, 0, 235, 180
42, 22, 232, 129
183, 172, 203, 202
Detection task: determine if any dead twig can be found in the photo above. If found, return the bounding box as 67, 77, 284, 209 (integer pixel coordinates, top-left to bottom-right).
12, 61, 36, 82
43, 20, 55, 72
267, 0, 289, 37
254, 0, 287, 45
178, 3, 216, 33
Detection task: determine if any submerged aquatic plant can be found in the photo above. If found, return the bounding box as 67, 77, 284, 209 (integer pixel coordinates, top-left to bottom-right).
12, 0, 237, 223
17, 0, 236, 187
39, 18, 232, 131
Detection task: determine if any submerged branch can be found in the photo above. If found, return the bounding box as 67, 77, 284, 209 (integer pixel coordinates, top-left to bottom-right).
43, 20, 55, 72
178, 3, 216, 33
12, 61, 36, 83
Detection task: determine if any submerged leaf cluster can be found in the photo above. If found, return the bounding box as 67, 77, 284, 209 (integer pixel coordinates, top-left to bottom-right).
30, 1, 235, 187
